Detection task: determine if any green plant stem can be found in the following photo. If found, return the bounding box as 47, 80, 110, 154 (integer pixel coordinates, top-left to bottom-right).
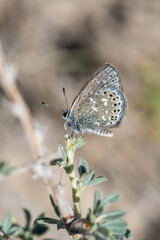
65, 136, 81, 218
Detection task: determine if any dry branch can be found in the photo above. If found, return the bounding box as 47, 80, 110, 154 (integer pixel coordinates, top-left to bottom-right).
0, 43, 73, 219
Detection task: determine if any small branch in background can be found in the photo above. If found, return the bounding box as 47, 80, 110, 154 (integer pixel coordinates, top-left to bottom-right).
0, 47, 41, 159
0, 153, 58, 181
0, 43, 73, 220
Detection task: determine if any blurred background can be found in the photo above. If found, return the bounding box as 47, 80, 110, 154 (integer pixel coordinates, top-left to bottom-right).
0, 0, 160, 239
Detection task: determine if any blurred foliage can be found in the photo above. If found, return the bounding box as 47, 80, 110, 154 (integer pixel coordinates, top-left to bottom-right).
86, 191, 132, 240
0, 160, 16, 176
35, 191, 132, 240
138, 60, 160, 138
0, 209, 52, 240
55, 49, 99, 75
34, 194, 65, 231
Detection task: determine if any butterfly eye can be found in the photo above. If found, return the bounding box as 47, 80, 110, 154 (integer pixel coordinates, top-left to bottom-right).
62, 110, 69, 119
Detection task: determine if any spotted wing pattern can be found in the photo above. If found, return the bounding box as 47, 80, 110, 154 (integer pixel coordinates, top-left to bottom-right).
68, 63, 126, 136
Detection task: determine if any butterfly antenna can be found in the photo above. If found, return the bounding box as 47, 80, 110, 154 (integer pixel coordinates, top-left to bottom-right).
40, 101, 61, 110
63, 87, 69, 110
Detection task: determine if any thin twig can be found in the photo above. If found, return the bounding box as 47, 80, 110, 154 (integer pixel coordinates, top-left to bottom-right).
0, 45, 43, 159
0, 43, 73, 219
0, 152, 58, 181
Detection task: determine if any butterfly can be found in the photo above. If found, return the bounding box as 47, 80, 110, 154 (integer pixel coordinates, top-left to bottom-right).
61, 63, 126, 137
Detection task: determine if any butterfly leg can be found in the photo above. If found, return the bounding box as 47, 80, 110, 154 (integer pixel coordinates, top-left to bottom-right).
64, 122, 67, 130
64, 123, 68, 135
70, 131, 84, 139
71, 131, 79, 138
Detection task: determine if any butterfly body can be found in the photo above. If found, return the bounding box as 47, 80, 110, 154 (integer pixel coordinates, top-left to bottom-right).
62, 63, 126, 137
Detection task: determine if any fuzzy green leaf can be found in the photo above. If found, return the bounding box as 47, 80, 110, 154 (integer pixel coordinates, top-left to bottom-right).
8, 225, 20, 235
34, 217, 58, 225
97, 193, 120, 211
89, 214, 96, 225
2, 213, 12, 234
86, 176, 107, 186
88, 236, 96, 240
102, 211, 126, 221
37, 213, 45, 218
95, 229, 108, 240
49, 195, 61, 218
125, 229, 133, 238
72, 137, 85, 152
58, 144, 67, 164
42, 239, 56, 240
89, 223, 98, 234
81, 171, 95, 184
93, 191, 103, 214
23, 209, 31, 231
50, 158, 63, 166
32, 223, 48, 236
57, 219, 65, 230
103, 220, 127, 235
0, 161, 16, 176
78, 158, 89, 176
120, 237, 126, 240
23, 231, 31, 239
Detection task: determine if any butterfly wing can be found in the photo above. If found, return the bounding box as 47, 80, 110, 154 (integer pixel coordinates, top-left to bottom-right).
68, 63, 126, 136
71, 63, 123, 109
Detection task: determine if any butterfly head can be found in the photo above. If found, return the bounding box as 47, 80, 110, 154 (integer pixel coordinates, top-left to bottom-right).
62, 109, 69, 119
